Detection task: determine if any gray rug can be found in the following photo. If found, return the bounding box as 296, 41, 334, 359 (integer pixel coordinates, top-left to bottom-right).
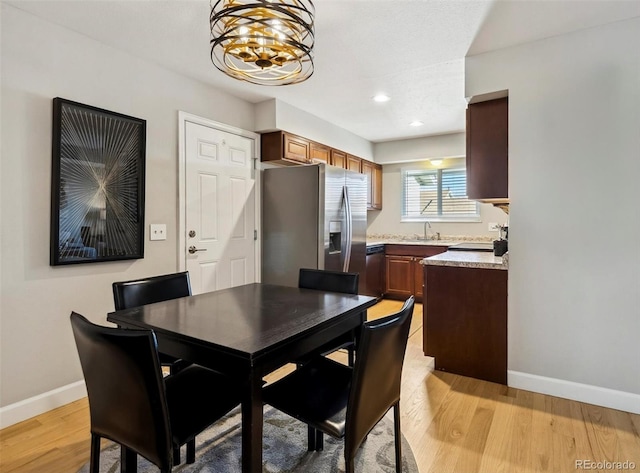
78, 406, 419, 472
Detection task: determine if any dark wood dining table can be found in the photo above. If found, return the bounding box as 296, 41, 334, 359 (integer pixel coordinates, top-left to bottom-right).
106, 282, 377, 473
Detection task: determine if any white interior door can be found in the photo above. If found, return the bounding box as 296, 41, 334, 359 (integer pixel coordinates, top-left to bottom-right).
183, 120, 257, 294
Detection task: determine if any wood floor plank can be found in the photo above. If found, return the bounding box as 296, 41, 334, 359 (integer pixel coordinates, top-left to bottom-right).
581, 403, 620, 468
1, 300, 639, 473
452, 380, 502, 473
529, 392, 551, 472
607, 408, 640, 467
423, 374, 484, 473
477, 385, 517, 473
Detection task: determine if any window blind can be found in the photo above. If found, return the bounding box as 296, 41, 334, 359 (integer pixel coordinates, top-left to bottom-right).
402, 168, 478, 220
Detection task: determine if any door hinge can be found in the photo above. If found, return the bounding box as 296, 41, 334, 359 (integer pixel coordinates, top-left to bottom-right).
254, 229, 258, 241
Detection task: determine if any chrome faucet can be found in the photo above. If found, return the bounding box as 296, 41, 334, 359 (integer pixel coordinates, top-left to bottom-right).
423, 221, 431, 240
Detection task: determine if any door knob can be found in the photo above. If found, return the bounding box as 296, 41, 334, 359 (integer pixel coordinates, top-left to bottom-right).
188, 246, 207, 254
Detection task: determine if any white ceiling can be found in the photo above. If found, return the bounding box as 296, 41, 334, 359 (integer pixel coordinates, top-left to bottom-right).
8, 0, 640, 143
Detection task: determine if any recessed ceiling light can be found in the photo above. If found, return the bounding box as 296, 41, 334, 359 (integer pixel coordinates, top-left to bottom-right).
430, 159, 443, 166
373, 94, 390, 103
410, 120, 424, 127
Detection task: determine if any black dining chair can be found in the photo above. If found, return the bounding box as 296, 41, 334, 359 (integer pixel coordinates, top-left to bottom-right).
297, 268, 360, 367
263, 296, 415, 473
112, 271, 192, 376
112, 271, 198, 464
70, 312, 241, 473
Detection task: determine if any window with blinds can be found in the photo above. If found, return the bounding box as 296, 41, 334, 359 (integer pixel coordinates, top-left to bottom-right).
402, 168, 480, 221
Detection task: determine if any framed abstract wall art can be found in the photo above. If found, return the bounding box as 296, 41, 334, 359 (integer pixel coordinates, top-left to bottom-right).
50, 98, 146, 265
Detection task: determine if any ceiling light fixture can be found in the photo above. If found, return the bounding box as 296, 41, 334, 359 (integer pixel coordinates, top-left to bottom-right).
210, 0, 315, 86
430, 159, 443, 166
373, 94, 390, 103
410, 120, 424, 127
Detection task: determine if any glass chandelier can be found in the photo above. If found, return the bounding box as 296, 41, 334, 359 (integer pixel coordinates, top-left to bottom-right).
210, 0, 315, 86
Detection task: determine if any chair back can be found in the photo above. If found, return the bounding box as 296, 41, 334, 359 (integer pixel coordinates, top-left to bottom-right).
113, 271, 191, 310
298, 268, 359, 295
70, 312, 173, 471
345, 296, 415, 454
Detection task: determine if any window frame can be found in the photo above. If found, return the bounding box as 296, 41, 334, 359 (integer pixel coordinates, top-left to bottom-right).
400, 165, 481, 223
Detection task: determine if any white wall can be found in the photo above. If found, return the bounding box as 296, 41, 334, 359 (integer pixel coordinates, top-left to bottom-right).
466, 17, 640, 402
0, 5, 255, 408
374, 132, 466, 164
367, 159, 508, 239
255, 98, 374, 161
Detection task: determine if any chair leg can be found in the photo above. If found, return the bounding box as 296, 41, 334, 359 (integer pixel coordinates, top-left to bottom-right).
315, 430, 324, 451
394, 402, 402, 473
173, 446, 181, 465
186, 439, 196, 464
90, 434, 101, 473
120, 446, 137, 473
345, 456, 355, 473
307, 425, 317, 451
347, 345, 355, 367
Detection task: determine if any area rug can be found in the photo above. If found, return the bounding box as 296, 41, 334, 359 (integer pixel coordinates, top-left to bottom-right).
78, 406, 419, 472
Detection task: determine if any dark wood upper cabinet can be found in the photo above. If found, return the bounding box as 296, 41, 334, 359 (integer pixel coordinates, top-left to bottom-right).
466, 97, 508, 201
372, 164, 382, 210
361, 161, 374, 209
361, 160, 383, 211
261, 131, 310, 165
260, 131, 383, 210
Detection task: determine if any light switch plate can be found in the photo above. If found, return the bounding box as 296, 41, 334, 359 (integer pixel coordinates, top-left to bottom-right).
150, 224, 167, 241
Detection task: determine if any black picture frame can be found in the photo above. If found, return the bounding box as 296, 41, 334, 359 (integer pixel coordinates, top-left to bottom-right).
50, 98, 146, 265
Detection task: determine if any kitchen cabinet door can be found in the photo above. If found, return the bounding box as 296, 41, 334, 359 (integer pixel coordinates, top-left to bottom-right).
347, 154, 361, 173
361, 161, 383, 211
309, 142, 331, 164
385, 256, 414, 299
331, 149, 347, 168
261, 131, 310, 165
466, 97, 508, 201
372, 164, 382, 210
283, 133, 310, 163
384, 245, 448, 302
361, 160, 374, 209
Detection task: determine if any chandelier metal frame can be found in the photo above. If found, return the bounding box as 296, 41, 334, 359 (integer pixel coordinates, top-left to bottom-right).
210, 0, 315, 86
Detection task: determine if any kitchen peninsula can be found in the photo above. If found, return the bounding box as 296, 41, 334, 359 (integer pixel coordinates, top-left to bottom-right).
421, 250, 508, 384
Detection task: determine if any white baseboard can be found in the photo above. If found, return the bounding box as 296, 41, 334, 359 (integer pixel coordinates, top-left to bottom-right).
0, 381, 87, 429
508, 370, 640, 414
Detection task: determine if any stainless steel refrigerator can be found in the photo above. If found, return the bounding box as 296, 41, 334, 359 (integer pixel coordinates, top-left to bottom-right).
262, 163, 367, 294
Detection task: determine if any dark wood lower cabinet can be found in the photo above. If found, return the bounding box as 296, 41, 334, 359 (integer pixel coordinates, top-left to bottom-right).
384, 245, 447, 302
423, 264, 507, 385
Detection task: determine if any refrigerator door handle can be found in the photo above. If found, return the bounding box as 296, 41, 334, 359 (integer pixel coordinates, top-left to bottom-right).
343, 185, 352, 272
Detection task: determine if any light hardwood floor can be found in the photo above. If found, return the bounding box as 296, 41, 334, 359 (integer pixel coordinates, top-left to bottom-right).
1, 300, 639, 472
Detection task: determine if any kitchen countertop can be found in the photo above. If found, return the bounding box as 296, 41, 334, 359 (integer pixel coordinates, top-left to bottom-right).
367, 240, 455, 247
366, 234, 493, 248
420, 250, 508, 270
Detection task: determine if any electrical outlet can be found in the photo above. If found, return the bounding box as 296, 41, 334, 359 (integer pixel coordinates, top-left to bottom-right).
150, 224, 167, 241
488, 222, 501, 232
